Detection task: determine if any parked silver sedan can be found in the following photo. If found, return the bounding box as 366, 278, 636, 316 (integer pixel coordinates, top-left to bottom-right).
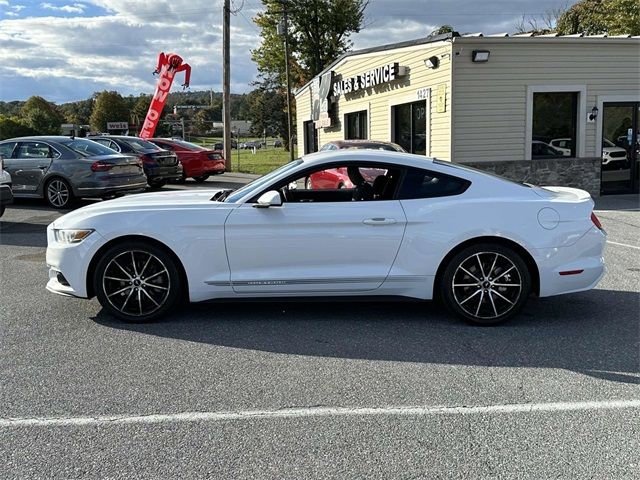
0, 136, 147, 208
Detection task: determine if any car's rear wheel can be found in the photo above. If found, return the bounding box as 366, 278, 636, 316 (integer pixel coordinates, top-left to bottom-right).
193, 175, 209, 183
45, 178, 73, 209
94, 241, 181, 323
440, 244, 531, 325
147, 179, 167, 190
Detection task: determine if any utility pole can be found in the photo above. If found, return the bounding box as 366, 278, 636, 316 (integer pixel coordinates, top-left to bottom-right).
222, 0, 232, 170
282, 3, 294, 161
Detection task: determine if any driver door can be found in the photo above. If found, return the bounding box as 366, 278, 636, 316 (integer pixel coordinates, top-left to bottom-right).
5, 141, 57, 193
224, 164, 407, 294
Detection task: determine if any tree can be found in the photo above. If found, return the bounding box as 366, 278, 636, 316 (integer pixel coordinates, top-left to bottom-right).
59, 98, 94, 125
20, 96, 64, 135
603, 0, 640, 35
252, 0, 369, 87
90, 91, 130, 132
0, 114, 37, 140
556, 0, 640, 35
246, 86, 287, 143
556, 0, 608, 34
429, 25, 455, 36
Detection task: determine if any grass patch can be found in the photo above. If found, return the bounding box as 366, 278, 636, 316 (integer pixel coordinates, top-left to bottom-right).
189, 136, 297, 175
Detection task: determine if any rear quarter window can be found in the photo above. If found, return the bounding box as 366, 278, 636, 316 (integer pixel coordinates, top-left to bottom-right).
397, 167, 471, 199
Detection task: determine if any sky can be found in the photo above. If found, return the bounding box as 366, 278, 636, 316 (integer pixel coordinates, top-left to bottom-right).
0, 0, 571, 103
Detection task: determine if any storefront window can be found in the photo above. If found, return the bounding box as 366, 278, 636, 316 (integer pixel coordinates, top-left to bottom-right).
303, 120, 318, 154
393, 101, 427, 155
345, 111, 368, 140
532, 92, 577, 159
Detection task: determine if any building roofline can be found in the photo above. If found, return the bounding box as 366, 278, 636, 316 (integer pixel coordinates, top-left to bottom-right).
294, 32, 457, 97
294, 31, 639, 98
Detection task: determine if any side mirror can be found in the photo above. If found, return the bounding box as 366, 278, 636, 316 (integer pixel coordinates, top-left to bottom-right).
254, 190, 282, 208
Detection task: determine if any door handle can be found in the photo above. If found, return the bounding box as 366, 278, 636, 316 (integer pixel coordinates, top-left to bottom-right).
38, 166, 48, 170
363, 218, 397, 225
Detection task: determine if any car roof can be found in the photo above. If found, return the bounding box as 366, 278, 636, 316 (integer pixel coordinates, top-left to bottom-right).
0, 136, 86, 143
301, 148, 436, 169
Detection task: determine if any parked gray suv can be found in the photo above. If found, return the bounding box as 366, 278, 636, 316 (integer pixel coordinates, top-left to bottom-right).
0, 136, 147, 208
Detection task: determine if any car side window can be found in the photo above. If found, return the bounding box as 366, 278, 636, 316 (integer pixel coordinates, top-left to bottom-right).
272, 163, 401, 203
16, 142, 59, 159
0, 142, 17, 159
396, 167, 470, 200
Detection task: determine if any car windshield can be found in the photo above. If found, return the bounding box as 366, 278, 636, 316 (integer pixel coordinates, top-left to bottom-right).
223, 159, 304, 203
58, 139, 118, 157
123, 138, 161, 152
165, 139, 206, 150
603, 139, 615, 148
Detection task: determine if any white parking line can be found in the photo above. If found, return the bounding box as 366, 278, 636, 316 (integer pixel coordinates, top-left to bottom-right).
2, 399, 639, 428
607, 240, 640, 250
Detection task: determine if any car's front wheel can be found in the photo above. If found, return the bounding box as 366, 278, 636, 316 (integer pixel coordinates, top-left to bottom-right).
94, 241, 182, 322
440, 244, 531, 325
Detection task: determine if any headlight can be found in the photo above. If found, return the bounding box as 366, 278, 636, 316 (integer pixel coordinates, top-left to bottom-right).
54, 229, 94, 244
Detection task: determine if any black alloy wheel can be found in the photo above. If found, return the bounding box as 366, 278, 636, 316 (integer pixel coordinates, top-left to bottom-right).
94, 241, 182, 322
441, 243, 531, 325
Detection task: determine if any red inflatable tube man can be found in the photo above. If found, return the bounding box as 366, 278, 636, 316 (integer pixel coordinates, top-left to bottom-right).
139, 52, 191, 139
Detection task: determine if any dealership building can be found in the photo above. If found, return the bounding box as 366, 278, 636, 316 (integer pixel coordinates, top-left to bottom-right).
295, 32, 640, 195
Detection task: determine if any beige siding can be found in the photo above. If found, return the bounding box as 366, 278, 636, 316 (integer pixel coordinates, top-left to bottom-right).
452, 39, 640, 163
295, 42, 453, 159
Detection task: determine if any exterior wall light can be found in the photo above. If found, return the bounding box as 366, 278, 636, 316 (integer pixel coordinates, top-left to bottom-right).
424, 55, 439, 69
589, 106, 598, 121
472, 50, 490, 63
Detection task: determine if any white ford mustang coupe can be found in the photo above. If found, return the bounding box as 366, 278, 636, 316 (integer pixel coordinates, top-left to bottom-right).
46, 150, 606, 325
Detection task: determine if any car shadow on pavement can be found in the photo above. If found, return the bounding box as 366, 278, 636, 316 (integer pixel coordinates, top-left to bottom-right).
0, 221, 49, 247
94, 288, 639, 385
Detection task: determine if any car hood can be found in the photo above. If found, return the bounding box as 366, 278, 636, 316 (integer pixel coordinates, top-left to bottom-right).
52, 189, 230, 228
602, 146, 626, 154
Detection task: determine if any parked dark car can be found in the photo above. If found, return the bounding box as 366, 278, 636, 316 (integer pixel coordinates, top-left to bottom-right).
88, 135, 182, 188
213, 139, 237, 150
0, 136, 147, 208
149, 138, 225, 182
273, 139, 283, 148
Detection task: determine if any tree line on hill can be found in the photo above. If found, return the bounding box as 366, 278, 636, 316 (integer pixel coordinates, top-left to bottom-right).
0, 90, 253, 141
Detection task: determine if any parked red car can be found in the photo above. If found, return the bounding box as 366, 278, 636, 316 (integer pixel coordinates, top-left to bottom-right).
149, 138, 225, 182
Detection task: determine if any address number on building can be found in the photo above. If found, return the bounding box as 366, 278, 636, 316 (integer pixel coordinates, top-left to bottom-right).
416, 88, 429, 100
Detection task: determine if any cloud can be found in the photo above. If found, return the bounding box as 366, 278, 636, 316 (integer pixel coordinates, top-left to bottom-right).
1, 0, 571, 103
40, 3, 87, 14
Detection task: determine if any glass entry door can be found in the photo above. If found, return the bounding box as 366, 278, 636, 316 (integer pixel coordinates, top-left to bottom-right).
601, 103, 639, 194
393, 101, 427, 155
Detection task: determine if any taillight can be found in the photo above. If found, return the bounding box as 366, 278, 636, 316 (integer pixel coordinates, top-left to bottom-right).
91, 161, 113, 172
140, 154, 157, 164
591, 212, 603, 230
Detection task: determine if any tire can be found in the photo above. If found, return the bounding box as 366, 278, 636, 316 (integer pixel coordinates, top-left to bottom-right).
440, 243, 531, 325
45, 178, 74, 209
193, 175, 210, 183
93, 241, 182, 323
147, 179, 167, 190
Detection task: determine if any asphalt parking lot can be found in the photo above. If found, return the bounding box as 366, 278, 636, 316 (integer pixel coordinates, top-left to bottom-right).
0, 177, 638, 479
